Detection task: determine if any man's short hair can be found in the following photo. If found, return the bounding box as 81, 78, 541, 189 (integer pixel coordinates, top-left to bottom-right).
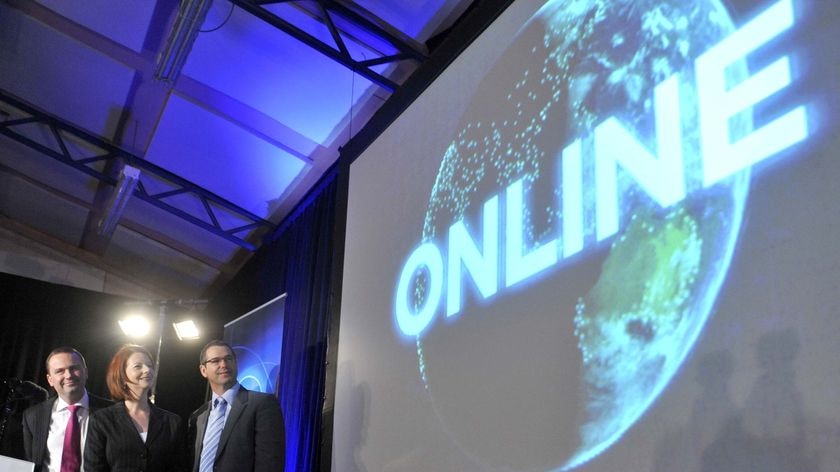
45, 347, 87, 372
199, 340, 237, 365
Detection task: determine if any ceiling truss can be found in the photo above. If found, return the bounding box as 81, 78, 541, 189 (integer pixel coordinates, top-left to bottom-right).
231, 0, 429, 92
0, 0, 433, 255
0, 90, 274, 251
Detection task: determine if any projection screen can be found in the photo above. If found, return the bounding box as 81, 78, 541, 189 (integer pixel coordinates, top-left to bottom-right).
334, 0, 840, 471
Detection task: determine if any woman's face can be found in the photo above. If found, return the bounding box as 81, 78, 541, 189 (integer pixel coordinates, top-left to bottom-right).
124, 351, 155, 393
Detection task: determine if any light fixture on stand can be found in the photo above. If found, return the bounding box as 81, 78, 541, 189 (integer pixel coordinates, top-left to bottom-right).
173, 319, 200, 340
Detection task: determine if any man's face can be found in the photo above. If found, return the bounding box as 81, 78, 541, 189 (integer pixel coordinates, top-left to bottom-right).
46, 352, 88, 403
199, 345, 238, 392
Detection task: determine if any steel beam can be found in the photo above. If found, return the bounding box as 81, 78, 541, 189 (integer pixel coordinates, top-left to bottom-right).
0, 90, 274, 251
230, 0, 429, 92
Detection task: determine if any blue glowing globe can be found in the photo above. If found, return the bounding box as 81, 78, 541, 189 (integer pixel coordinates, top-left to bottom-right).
414, 0, 750, 469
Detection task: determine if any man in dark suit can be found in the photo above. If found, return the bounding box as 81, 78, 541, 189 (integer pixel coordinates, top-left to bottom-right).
21, 347, 111, 472
188, 340, 285, 472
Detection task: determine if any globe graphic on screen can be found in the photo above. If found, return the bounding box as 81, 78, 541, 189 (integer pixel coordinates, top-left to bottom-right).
412, 0, 750, 470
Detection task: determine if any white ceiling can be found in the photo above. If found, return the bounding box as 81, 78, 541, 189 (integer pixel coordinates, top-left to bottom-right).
0, 0, 475, 298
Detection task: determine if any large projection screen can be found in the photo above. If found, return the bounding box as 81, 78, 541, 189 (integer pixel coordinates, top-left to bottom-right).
334, 1, 840, 471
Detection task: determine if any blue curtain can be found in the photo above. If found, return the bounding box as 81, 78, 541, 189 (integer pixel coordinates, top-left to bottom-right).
275, 175, 337, 472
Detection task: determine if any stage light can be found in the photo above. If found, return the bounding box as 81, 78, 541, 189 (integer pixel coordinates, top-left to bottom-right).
97, 165, 140, 237
118, 314, 151, 338
155, 0, 212, 82
173, 320, 200, 340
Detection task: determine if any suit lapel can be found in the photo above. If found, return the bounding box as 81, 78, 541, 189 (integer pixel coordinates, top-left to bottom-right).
146, 406, 165, 446
34, 399, 56, 464
193, 404, 210, 472
116, 404, 148, 448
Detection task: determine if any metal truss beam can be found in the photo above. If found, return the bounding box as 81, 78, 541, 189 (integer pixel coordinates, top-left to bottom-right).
230, 0, 429, 92
0, 90, 274, 251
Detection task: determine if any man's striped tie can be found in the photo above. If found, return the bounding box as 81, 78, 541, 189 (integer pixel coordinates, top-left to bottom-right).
199, 398, 227, 472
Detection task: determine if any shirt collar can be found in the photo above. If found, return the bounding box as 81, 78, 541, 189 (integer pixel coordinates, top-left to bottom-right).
54, 390, 90, 411
212, 382, 240, 408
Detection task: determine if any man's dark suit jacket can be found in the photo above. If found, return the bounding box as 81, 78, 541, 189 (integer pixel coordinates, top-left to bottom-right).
21, 393, 112, 472
187, 387, 285, 472
83, 402, 187, 472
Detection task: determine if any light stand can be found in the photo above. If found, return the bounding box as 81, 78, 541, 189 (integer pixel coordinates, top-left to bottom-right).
152, 303, 166, 402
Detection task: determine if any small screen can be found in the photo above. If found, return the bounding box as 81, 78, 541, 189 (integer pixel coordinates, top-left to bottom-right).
224, 294, 285, 395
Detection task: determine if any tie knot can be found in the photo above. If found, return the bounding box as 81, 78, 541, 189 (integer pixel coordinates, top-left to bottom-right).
67, 404, 79, 415
214, 398, 227, 410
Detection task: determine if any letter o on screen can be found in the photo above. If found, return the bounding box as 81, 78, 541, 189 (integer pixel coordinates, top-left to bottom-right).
395, 242, 443, 336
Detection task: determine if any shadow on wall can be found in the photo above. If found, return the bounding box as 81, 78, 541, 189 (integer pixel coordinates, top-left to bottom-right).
335, 362, 370, 472
654, 328, 839, 472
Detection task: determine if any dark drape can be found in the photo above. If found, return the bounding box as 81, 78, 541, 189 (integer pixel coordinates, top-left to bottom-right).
210, 170, 338, 472
277, 176, 336, 472
0, 274, 129, 392
0, 275, 128, 457
0, 274, 215, 412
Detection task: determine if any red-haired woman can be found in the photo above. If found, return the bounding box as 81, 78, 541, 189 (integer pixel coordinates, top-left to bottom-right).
84, 344, 186, 471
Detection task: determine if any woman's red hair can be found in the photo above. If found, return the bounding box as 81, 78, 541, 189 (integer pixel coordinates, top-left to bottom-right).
106, 344, 153, 401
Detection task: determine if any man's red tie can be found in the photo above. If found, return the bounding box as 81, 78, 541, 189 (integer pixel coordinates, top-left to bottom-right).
60, 404, 81, 472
